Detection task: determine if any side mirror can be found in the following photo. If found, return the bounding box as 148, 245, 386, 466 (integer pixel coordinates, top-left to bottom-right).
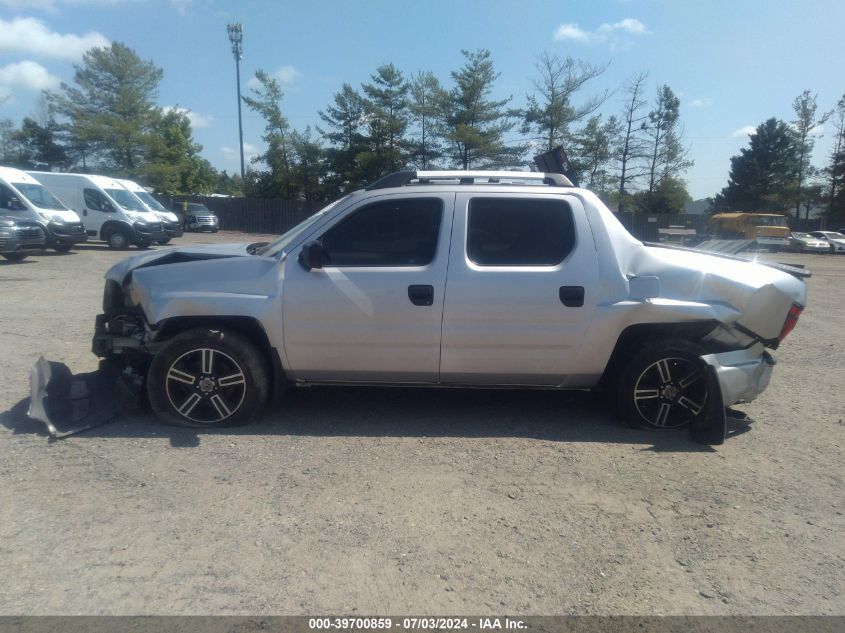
299, 240, 325, 271
629, 275, 660, 300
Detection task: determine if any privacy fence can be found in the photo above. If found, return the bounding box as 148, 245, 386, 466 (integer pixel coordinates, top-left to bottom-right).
157, 195, 830, 241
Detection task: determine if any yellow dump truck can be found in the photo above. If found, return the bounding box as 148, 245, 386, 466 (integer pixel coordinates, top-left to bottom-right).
708, 212, 790, 250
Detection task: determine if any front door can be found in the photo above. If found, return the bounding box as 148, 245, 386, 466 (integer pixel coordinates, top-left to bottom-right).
282, 193, 454, 383
439, 193, 599, 386
82, 187, 112, 234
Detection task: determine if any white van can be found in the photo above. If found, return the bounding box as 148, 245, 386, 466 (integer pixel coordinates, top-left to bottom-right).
28, 172, 166, 249
0, 166, 87, 252
116, 179, 183, 243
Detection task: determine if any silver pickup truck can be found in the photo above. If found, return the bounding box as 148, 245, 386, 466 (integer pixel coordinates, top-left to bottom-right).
90, 171, 808, 441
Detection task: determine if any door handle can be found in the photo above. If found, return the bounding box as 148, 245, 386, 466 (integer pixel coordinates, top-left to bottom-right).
559, 286, 584, 307
82, 209, 88, 216
408, 284, 434, 306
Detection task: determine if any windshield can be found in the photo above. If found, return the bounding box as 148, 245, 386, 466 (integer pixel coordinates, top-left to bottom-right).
823, 232, 845, 239
792, 233, 811, 238
105, 188, 145, 211
135, 190, 166, 211
13, 183, 68, 210
257, 196, 350, 257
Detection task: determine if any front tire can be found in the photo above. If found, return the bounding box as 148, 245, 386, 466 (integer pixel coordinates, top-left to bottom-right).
105, 227, 130, 250
617, 339, 709, 430
2, 252, 27, 262
157, 237, 172, 245
54, 243, 73, 253
147, 328, 269, 427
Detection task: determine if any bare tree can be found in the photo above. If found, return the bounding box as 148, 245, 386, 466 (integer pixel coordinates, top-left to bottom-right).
522, 52, 611, 150
642, 85, 693, 193
792, 90, 831, 218
827, 94, 845, 218
617, 72, 649, 212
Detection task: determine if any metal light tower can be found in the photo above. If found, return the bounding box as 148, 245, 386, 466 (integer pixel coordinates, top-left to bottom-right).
226, 22, 245, 179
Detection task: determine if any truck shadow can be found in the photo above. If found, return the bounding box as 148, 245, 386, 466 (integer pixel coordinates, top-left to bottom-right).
1, 385, 752, 452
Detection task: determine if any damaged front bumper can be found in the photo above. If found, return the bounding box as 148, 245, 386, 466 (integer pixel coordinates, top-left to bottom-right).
91, 312, 151, 357
702, 347, 775, 407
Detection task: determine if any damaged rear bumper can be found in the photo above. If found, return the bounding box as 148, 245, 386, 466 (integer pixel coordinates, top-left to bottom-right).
702, 348, 775, 407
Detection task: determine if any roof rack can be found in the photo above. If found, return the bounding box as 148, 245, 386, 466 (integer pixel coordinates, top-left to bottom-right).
364, 170, 574, 190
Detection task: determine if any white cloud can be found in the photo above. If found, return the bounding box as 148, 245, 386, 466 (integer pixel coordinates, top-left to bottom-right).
0, 17, 109, 60
732, 125, 757, 137
222, 143, 259, 162
273, 65, 301, 84
247, 65, 302, 90
0, 61, 61, 97
597, 18, 650, 35
170, 0, 193, 14
163, 106, 213, 128
553, 17, 650, 46
690, 98, 714, 108
553, 23, 591, 42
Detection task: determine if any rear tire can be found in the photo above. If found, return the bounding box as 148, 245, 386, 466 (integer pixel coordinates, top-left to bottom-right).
617, 339, 709, 430
54, 243, 73, 253
136, 240, 151, 250
105, 227, 130, 250
157, 237, 172, 245
147, 328, 269, 427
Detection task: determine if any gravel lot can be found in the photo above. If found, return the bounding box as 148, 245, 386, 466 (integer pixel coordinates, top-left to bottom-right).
0, 232, 843, 615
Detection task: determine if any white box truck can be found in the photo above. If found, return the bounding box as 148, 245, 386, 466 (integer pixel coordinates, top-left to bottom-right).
0, 166, 87, 252
28, 172, 166, 249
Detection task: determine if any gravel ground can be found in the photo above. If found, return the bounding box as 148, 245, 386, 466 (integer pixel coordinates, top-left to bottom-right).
0, 233, 843, 615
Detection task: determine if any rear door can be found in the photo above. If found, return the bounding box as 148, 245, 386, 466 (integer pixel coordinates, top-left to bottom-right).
439, 193, 599, 386
282, 193, 454, 383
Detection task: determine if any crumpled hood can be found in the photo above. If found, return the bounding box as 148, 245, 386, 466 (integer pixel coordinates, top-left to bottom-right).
104, 242, 253, 283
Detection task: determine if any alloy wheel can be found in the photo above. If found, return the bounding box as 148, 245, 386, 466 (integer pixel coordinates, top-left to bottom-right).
165, 348, 247, 424
633, 356, 708, 428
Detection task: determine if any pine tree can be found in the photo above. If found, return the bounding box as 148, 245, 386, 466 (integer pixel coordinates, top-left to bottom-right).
714, 118, 800, 213
408, 71, 445, 169
51, 42, 163, 173
438, 49, 523, 169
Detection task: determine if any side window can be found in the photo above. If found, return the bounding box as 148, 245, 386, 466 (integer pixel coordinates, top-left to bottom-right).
467, 198, 575, 266
84, 188, 105, 211
0, 184, 21, 210
321, 198, 443, 267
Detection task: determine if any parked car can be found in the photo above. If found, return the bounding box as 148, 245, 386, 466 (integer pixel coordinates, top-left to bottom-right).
807, 231, 845, 253
90, 170, 809, 439
0, 166, 87, 252
28, 172, 166, 249
789, 232, 830, 253
0, 215, 45, 261
116, 179, 183, 244
172, 202, 219, 233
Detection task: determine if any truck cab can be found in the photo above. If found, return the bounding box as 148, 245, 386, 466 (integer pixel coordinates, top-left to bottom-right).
92, 171, 807, 438
27, 172, 166, 249
0, 166, 86, 252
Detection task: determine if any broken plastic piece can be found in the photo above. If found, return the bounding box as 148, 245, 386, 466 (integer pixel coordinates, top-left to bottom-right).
28, 356, 121, 438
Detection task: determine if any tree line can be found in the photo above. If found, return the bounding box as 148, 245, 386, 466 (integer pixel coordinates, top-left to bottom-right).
715, 91, 845, 220
0, 42, 696, 211
0, 40, 842, 220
